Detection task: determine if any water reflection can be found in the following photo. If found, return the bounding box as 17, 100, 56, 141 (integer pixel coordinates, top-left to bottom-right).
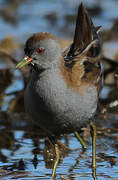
0, 0, 117, 39
0, 0, 118, 179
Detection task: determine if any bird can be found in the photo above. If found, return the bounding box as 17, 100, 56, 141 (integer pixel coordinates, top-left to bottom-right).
16, 3, 102, 179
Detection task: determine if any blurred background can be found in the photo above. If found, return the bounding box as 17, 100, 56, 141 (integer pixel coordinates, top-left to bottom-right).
0, 0, 118, 179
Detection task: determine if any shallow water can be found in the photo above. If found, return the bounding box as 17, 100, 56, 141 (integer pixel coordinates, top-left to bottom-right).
0, 0, 118, 41
0, 0, 118, 179
0, 122, 118, 180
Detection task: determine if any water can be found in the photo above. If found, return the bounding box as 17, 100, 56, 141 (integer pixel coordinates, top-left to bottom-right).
0, 0, 118, 179
0, 0, 118, 41
0, 128, 118, 179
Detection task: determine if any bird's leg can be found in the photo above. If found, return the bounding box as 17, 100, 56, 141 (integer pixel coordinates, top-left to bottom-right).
74, 131, 87, 150
52, 143, 59, 179
90, 121, 97, 180
48, 136, 59, 179
90, 121, 96, 168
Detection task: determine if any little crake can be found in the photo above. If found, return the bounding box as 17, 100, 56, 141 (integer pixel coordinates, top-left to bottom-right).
16, 3, 102, 179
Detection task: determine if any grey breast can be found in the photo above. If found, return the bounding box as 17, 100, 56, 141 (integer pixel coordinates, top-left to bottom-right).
24, 65, 98, 134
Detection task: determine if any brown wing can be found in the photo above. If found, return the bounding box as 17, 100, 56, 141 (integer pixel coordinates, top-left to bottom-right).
63, 3, 101, 61
68, 3, 92, 56
61, 3, 102, 93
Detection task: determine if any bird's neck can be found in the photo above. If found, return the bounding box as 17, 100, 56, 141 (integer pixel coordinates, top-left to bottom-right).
30, 62, 60, 80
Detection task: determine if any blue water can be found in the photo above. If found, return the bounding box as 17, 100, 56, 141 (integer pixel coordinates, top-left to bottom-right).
0, 0, 117, 41
0, 0, 118, 179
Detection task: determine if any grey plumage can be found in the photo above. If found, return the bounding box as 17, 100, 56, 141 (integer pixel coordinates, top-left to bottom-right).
18, 3, 102, 137
24, 56, 98, 135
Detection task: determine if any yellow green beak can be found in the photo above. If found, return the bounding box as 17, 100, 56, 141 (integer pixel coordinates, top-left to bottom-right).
16, 56, 32, 69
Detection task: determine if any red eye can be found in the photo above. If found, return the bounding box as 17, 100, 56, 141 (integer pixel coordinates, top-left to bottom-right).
37, 48, 45, 54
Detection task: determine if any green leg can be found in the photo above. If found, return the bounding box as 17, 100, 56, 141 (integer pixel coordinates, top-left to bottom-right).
48, 136, 60, 179
90, 121, 96, 168
52, 143, 59, 179
74, 131, 87, 150
90, 121, 97, 180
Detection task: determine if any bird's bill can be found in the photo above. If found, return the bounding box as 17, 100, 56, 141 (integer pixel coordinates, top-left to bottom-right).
16, 56, 32, 69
